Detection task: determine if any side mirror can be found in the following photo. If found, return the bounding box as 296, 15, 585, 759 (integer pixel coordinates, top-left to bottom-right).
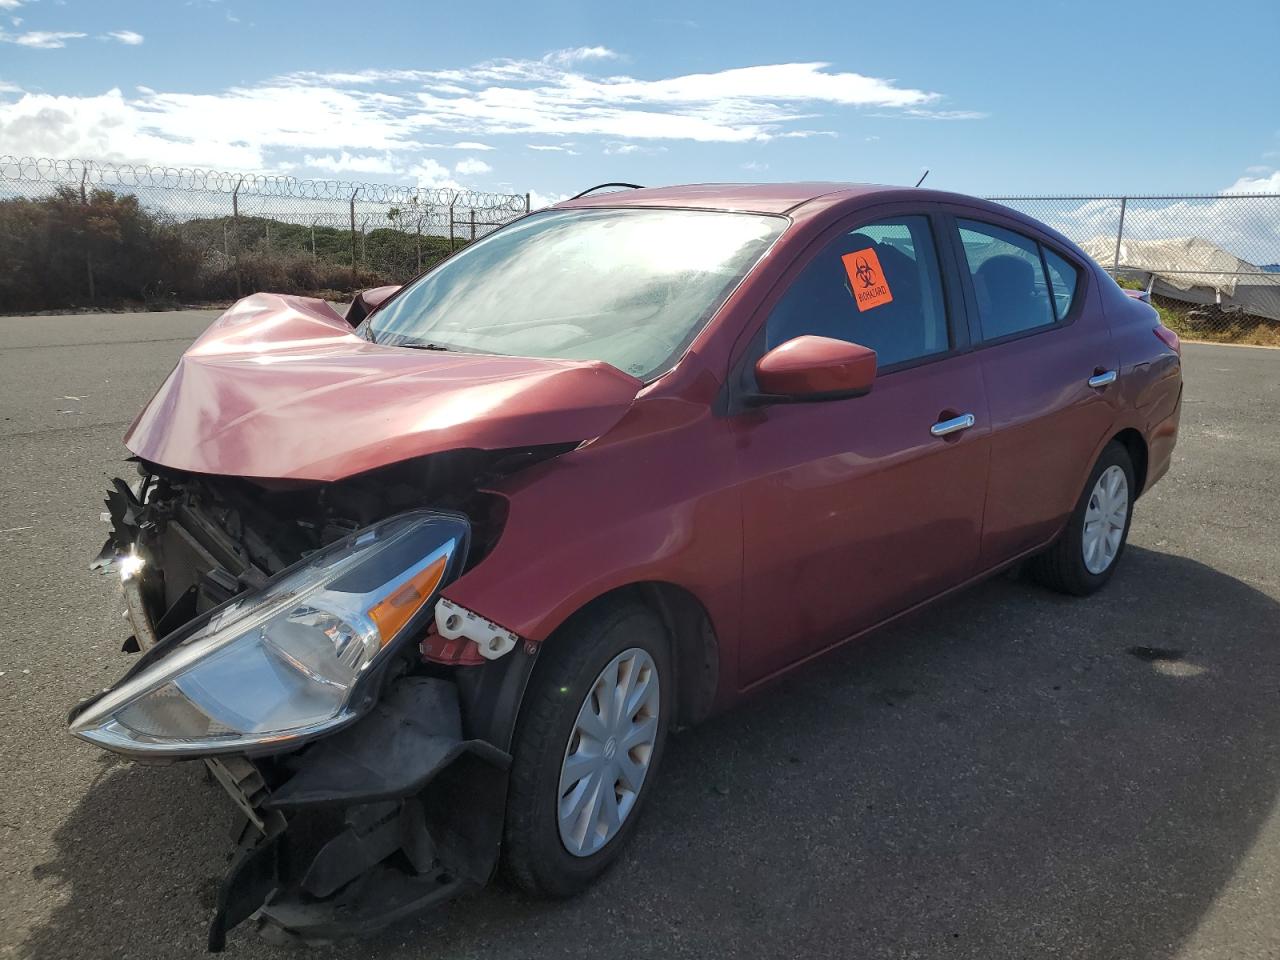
753, 335, 877, 401
346, 285, 402, 327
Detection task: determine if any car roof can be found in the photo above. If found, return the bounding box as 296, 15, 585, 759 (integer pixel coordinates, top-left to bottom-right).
556, 182, 898, 215
552, 182, 1085, 260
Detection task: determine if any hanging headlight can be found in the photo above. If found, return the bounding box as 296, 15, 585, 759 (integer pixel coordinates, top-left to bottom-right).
69, 511, 468, 758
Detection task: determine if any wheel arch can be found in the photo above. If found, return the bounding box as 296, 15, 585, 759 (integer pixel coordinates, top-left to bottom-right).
1110, 426, 1149, 496
531, 581, 722, 731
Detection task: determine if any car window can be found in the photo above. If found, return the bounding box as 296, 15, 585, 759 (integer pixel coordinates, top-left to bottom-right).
957, 219, 1056, 340
1042, 246, 1081, 321
765, 215, 950, 368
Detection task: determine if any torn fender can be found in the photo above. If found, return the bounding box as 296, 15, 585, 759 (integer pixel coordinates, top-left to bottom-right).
125, 294, 643, 482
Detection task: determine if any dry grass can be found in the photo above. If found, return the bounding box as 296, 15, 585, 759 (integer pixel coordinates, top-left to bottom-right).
1113, 277, 1280, 348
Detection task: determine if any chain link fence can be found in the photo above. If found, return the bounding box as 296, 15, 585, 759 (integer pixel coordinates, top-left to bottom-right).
3, 156, 1278, 346
987, 193, 1280, 345
0, 156, 529, 311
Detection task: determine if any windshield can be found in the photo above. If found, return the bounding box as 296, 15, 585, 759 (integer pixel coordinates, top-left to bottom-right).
367, 207, 785, 380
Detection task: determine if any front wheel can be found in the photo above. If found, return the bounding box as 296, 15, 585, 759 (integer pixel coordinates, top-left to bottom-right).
502, 599, 672, 898
1030, 442, 1136, 596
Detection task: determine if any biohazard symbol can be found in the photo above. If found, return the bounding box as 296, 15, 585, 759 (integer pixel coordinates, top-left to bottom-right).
854, 256, 877, 289
841, 248, 894, 312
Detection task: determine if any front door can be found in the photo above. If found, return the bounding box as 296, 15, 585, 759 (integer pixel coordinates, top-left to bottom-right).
732, 212, 991, 686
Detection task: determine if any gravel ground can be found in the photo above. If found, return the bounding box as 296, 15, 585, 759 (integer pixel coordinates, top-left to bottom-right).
1, 312, 1278, 960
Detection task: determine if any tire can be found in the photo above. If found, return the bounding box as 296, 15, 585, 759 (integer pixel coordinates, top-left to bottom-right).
502, 598, 672, 898
1029, 441, 1136, 596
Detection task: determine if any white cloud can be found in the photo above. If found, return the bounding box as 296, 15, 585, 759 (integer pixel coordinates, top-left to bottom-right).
2, 30, 87, 48
454, 157, 491, 176
741, 160, 768, 172
528, 188, 568, 209
0, 88, 261, 166
104, 30, 144, 45
0, 50, 976, 174
601, 141, 665, 156
301, 151, 400, 175
408, 158, 460, 190
545, 46, 618, 64
1226, 169, 1280, 193
0, 0, 25, 9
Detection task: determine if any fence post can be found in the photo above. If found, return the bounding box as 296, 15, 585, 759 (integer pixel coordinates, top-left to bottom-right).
349, 188, 360, 293
525, 192, 531, 214
81, 162, 93, 303
232, 176, 244, 298
415, 215, 424, 272
448, 198, 457, 252
1110, 197, 1128, 278
470, 208, 476, 241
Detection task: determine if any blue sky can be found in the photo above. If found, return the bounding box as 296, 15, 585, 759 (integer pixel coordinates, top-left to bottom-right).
1, 0, 1278, 202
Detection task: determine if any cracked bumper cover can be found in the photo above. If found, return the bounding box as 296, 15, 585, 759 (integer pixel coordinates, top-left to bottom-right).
209, 676, 511, 951
88, 479, 531, 950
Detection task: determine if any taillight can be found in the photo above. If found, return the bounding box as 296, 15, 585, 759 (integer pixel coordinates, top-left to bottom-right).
1154, 325, 1181, 355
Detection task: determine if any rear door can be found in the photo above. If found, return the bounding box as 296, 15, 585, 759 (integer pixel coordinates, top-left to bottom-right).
947, 211, 1119, 567
731, 207, 991, 685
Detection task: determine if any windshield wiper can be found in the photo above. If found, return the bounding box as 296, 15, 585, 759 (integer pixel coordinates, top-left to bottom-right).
396, 341, 452, 351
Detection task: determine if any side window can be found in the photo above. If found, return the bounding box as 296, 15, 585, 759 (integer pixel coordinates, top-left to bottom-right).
957, 219, 1056, 341
765, 215, 950, 368
1042, 247, 1081, 321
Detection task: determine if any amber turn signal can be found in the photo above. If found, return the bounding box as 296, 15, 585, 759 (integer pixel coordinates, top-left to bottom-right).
368, 555, 448, 644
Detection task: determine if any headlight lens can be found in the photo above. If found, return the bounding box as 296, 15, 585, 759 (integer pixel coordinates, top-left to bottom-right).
70, 511, 467, 757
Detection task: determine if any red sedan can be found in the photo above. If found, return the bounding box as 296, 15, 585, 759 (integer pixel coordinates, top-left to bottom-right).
71, 182, 1182, 949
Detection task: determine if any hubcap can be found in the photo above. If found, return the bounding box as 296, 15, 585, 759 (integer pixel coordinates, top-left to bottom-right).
558, 647, 660, 857
1082, 464, 1129, 574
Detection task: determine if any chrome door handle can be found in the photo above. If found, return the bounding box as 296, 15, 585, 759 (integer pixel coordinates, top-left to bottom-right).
1088, 370, 1118, 389
930, 413, 976, 437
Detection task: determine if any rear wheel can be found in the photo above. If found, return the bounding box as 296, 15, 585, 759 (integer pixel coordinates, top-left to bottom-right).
502, 599, 671, 898
1030, 442, 1135, 596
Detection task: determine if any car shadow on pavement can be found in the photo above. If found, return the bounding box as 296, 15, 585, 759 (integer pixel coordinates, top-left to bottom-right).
22, 545, 1280, 959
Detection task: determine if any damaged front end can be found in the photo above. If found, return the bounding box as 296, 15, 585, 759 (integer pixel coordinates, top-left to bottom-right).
75, 462, 540, 950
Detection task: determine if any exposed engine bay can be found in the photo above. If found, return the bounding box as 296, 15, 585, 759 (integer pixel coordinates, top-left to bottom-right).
100, 447, 573, 610
82, 447, 567, 950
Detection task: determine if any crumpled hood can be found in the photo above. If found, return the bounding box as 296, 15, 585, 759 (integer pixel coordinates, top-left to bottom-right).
125, 294, 644, 482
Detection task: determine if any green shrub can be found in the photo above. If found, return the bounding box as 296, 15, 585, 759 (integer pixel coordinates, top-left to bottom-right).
0, 187, 204, 310
0, 187, 463, 313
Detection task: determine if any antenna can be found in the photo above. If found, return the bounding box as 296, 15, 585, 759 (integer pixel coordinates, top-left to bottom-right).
914, 169, 930, 188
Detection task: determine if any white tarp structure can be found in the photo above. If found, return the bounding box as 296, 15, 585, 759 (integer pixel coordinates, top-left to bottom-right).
1079, 235, 1280, 323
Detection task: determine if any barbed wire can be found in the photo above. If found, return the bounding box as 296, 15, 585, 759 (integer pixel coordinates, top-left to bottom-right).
0, 155, 527, 211
987, 193, 1280, 201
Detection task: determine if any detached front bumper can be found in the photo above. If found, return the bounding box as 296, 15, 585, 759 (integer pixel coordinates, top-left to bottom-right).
83, 479, 523, 950
208, 677, 510, 951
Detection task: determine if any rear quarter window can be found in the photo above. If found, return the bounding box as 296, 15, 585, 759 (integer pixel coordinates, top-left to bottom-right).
1042, 247, 1081, 320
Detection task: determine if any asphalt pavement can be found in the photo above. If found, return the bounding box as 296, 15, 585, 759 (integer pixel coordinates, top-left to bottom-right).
1, 311, 1278, 959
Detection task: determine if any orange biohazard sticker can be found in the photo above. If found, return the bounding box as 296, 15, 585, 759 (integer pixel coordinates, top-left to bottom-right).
841, 248, 894, 312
